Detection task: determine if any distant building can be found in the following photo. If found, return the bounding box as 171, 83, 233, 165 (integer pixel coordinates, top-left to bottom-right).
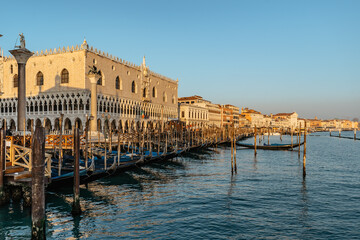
179, 103, 208, 129
178, 96, 242, 128
222, 104, 240, 128
178, 96, 209, 128
207, 102, 222, 127
240, 108, 267, 127
238, 115, 251, 127
271, 112, 298, 129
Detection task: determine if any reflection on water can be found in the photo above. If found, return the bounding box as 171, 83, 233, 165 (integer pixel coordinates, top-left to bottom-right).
300, 178, 308, 222
0, 132, 359, 239
253, 155, 258, 171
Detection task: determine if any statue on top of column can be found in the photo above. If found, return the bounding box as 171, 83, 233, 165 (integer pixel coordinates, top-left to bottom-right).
19, 33, 25, 49
15, 33, 26, 49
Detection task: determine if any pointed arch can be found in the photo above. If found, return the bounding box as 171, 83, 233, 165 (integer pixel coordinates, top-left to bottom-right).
131, 81, 136, 93
75, 118, 83, 130
115, 76, 120, 90
35, 119, 42, 127
10, 119, 16, 131
143, 87, 147, 98
54, 118, 60, 131
152, 87, 157, 98
36, 71, 44, 86
64, 118, 72, 131
97, 71, 103, 85
13, 74, 18, 88
61, 69, 69, 83
111, 120, 116, 131
44, 118, 52, 133
97, 119, 102, 132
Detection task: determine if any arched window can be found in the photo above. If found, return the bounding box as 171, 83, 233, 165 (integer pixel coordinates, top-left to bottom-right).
131, 81, 136, 93
115, 76, 120, 89
163, 92, 167, 102
172, 95, 175, 104
36, 71, 44, 86
61, 69, 69, 83
97, 71, 103, 85
143, 88, 147, 98
10, 65, 13, 74
13, 74, 18, 88
152, 87, 157, 98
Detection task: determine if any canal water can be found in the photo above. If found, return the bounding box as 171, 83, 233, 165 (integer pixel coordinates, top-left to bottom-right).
0, 132, 359, 239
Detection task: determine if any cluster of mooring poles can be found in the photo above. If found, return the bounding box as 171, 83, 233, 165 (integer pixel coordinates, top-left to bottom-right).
250, 123, 308, 178
330, 128, 359, 140
0, 118, 318, 237
1, 120, 257, 238
230, 125, 237, 175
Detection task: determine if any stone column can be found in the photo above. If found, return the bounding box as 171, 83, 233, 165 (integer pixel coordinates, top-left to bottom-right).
88, 74, 98, 133
9, 48, 33, 132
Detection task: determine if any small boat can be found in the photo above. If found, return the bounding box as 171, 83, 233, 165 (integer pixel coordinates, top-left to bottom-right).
236, 142, 304, 150
271, 132, 281, 136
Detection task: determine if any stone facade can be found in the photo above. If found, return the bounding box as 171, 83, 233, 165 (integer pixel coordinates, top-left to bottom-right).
207, 102, 222, 127
222, 104, 240, 128
179, 103, 208, 129
178, 96, 223, 128
0, 40, 178, 133
271, 112, 298, 129
240, 108, 267, 127
178, 96, 242, 129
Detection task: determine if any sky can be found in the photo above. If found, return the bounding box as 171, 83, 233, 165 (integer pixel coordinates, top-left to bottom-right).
1, 0, 359, 120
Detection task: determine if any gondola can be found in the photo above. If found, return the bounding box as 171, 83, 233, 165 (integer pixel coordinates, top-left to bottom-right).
236, 141, 304, 150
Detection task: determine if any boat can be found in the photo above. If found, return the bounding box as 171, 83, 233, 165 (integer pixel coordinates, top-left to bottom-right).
236, 142, 304, 150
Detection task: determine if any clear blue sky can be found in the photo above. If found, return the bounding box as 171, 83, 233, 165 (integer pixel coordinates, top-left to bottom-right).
1, 0, 359, 120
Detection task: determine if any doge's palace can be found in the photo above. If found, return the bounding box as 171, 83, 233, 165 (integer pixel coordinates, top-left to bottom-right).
0, 39, 179, 133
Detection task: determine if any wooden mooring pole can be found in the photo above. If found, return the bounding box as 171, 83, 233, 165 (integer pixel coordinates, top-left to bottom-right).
298, 123, 301, 158
303, 122, 307, 178
231, 129, 234, 174
233, 126, 237, 173
23, 119, 26, 147
117, 129, 121, 166
0, 128, 8, 206
259, 128, 261, 144
31, 127, 46, 239
0, 129, 4, 189
291, 127, 293, 149
72, 128, 82, 215
354, 129, 357, 140
104, 128, 107, 170
58, 114, 64, 176
254, 125, 257, 156
84, 116, 89, 169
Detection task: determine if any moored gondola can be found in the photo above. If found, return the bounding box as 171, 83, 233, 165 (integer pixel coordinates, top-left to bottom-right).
236, 141, 304, 150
